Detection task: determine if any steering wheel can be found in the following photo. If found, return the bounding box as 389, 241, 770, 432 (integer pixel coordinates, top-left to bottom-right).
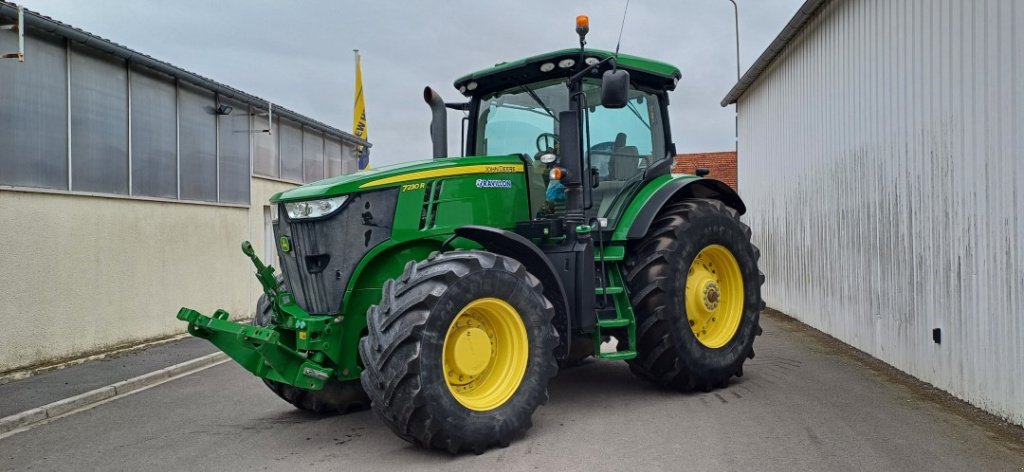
536, 133, 558, 153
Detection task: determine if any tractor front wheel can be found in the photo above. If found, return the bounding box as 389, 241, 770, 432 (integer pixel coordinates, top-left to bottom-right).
254, 281, 369, 414
359, 250, 558, 454
625, 198, 764, 391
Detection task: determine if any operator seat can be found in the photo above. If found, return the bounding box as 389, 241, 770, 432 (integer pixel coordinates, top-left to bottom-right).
614, 132, 627, 149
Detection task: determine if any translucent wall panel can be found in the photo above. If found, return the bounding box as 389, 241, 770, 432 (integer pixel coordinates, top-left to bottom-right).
0, 33, 68, 189
325, 138, 343, 177
252, 111, 278, 178
302, 128, 324, 182
178, 82, 217, 202
130, 66, 177, 199
341, 142, 358, 175
279, 119, 303, 182
218, 99, 250, 204
70, 43, 128, 194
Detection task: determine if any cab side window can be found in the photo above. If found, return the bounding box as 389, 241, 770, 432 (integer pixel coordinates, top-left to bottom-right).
585, 88, 665, 224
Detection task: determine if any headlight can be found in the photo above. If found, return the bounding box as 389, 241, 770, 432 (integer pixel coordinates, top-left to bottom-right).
284, 196, 348, 220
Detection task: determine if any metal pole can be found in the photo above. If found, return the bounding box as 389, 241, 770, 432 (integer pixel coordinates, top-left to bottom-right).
175, 77, 181, 199
728, 0, 740, 82
16, 5, 23, 61
353, 49, 358, 129
127, 61, 133, 195
726, 0, 740, 155
352, 49, 362, 171
215, 93, 221, 201
0, 5, 25, 61
66, 39, 72, 189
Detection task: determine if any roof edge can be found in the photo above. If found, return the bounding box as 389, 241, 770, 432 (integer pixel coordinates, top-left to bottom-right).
453, 48, 681, 95
720, 0, 830, 107
0, 1, 368, 147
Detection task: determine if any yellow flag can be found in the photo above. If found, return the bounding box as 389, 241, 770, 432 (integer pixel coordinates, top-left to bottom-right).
353, 51, 370, 170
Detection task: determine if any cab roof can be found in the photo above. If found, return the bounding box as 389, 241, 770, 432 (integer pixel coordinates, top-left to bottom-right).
453, 48, 681, 97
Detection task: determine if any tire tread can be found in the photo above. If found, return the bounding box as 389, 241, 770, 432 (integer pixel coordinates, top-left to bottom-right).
360, 250, 558, 454
625, 198, 764, 391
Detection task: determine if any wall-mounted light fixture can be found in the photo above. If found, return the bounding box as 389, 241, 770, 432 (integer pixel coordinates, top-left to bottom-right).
215, 104, 233, 115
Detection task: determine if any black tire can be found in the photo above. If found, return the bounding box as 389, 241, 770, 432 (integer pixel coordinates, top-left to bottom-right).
624, 198, 764, 391
359, 250, 558, 454
253, 278, 369, 414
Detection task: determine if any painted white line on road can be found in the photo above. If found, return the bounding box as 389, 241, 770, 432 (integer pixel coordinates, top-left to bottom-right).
0, 352, 229, 440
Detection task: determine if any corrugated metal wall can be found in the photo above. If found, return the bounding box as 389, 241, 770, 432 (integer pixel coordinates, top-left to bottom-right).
737, 0, 1023, 425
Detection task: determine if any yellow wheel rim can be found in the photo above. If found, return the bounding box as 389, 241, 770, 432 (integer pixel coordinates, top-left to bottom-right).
685, 244, 744, 348
443, 298, 529, 411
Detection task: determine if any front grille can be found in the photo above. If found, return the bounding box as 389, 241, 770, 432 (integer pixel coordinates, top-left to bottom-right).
274, 189, 398, 314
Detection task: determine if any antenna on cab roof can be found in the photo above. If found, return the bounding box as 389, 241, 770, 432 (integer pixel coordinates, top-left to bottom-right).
614, 0, 631, 58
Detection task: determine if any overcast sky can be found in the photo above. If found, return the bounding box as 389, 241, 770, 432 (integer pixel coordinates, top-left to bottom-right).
17, 0, 803, 167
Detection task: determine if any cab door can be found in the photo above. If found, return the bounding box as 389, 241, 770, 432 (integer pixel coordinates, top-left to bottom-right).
583, 83, 667, 229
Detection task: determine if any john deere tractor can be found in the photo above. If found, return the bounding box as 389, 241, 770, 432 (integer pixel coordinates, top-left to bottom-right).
177, 17, 762, 454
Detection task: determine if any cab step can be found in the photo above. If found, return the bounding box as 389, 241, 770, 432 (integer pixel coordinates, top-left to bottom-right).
599, 350, 637, 361
595, 245, 625, 262
596, 318, 631, 328
592, 262, 637, 362
594, 286, 624, 295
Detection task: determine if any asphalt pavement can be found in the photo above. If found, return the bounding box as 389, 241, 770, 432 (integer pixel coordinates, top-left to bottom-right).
0, 337, 216, 418
1, 311, 1022, 471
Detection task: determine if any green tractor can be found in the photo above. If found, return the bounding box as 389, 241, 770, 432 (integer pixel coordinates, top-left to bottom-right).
177, 17, 763, 454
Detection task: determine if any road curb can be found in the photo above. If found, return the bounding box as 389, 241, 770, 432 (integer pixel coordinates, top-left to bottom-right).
0, 352, 226, 435
0, 333, 193, 386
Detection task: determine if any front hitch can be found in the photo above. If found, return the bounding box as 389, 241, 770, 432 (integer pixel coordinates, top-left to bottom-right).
241, 241, 280, 303
176, 241, 337, 390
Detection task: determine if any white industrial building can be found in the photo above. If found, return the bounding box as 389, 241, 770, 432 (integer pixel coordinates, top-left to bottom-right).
723, 0, 1022, 424
0, 3, 367, 374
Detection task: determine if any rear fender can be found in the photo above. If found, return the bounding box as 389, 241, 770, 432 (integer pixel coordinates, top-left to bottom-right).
612, 176, 745, 241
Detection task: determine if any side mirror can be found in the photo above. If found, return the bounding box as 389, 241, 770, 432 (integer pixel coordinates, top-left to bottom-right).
600, 69, 630, 109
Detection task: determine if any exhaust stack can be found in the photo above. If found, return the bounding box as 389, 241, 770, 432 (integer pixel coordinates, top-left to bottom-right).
423, 86, 447, 158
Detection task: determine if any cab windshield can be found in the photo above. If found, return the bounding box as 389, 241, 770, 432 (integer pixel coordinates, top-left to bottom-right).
475, 80, 568, 158
475, 77, 665, 226
474, 78, 664, 161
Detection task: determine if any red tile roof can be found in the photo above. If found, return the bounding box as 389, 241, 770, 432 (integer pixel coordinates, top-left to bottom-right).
672, 152, 738, 190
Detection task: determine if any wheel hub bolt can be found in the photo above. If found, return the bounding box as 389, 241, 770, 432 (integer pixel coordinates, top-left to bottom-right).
702, 282, 722, 311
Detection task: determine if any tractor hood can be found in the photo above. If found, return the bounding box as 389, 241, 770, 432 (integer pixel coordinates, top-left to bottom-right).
270, 155, 526, 203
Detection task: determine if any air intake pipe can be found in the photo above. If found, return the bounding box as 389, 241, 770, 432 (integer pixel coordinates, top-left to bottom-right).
423, 86, 448, 158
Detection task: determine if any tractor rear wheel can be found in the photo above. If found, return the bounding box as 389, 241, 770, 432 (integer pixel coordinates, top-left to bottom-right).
359, 250, 558, 454
254, 280, 369, 414
625, 198, 763, 391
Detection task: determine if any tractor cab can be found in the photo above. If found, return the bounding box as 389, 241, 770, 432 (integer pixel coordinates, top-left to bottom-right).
450, 48, 681, 231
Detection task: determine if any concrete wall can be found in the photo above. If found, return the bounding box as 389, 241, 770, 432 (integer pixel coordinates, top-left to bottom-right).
0, 177, 295, 373
736, 0, 1024, 424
